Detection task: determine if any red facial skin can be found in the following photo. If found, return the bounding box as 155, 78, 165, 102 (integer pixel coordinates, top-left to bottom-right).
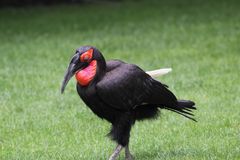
80, 49, 93, 63
75, 60, 97, 86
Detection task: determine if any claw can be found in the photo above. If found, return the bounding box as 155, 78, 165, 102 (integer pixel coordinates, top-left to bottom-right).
125, 144, 134, 160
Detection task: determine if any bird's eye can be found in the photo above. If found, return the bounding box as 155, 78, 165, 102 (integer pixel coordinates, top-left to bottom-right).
83, 55, 89, 61
80, 49, 93, 62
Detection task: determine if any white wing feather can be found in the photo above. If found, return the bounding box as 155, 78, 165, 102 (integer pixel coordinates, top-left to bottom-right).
146, 68, 172, 78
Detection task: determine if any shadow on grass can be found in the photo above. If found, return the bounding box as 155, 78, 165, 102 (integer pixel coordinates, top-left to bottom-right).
134, 147, 199, 159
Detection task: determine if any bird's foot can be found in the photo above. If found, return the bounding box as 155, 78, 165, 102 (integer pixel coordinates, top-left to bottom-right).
108, 144, 123, 160
125, 153, 134, 160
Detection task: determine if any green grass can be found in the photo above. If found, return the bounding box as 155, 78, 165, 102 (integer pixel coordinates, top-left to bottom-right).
0, 0, 240, 159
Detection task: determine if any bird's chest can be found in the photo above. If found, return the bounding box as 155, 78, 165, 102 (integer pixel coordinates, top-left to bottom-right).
77, 84, 115, 122
77, 84, 98, 107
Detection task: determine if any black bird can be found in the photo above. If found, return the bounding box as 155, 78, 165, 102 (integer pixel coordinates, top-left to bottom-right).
61, 46, 196, 160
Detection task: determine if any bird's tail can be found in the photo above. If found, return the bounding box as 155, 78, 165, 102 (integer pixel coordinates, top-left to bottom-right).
165, 100, 197, 122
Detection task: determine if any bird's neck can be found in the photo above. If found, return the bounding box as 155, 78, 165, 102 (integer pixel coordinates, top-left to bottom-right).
75, 59, 106, 87
96, 58, 107, 80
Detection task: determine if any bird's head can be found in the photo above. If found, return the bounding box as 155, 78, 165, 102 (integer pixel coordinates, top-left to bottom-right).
61, 46, 105, 93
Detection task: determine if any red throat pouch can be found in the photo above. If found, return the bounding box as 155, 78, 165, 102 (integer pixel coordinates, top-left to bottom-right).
75, 60, 97, 86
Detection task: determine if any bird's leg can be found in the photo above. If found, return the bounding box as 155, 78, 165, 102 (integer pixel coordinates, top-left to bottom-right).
108, 144, 123, 160
125, 144, 134, 160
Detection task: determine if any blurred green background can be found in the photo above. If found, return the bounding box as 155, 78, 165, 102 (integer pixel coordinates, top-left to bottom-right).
0, 0, 239, 159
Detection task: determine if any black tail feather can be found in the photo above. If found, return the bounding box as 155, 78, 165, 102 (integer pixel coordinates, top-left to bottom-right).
183, 108, 193, 112
164, 100, 196, 122
165, 108, 197, 122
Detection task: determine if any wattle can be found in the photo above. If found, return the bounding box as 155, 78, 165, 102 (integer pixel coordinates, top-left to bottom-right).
75, 60, 97, 86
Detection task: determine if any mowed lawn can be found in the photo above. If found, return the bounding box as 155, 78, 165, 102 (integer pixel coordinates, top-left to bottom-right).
0, 0, 239, 159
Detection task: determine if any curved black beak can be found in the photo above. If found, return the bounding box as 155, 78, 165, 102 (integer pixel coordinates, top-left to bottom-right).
61, 63, 76, 94
61, 54, 88, 94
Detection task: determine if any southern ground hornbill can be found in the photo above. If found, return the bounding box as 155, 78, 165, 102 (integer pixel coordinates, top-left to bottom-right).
61, 46, 196, 160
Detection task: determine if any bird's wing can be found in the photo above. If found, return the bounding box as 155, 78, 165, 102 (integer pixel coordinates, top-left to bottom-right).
146, 68, 172, 78
96, 63, 150, 110
96, 62, 176, 110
